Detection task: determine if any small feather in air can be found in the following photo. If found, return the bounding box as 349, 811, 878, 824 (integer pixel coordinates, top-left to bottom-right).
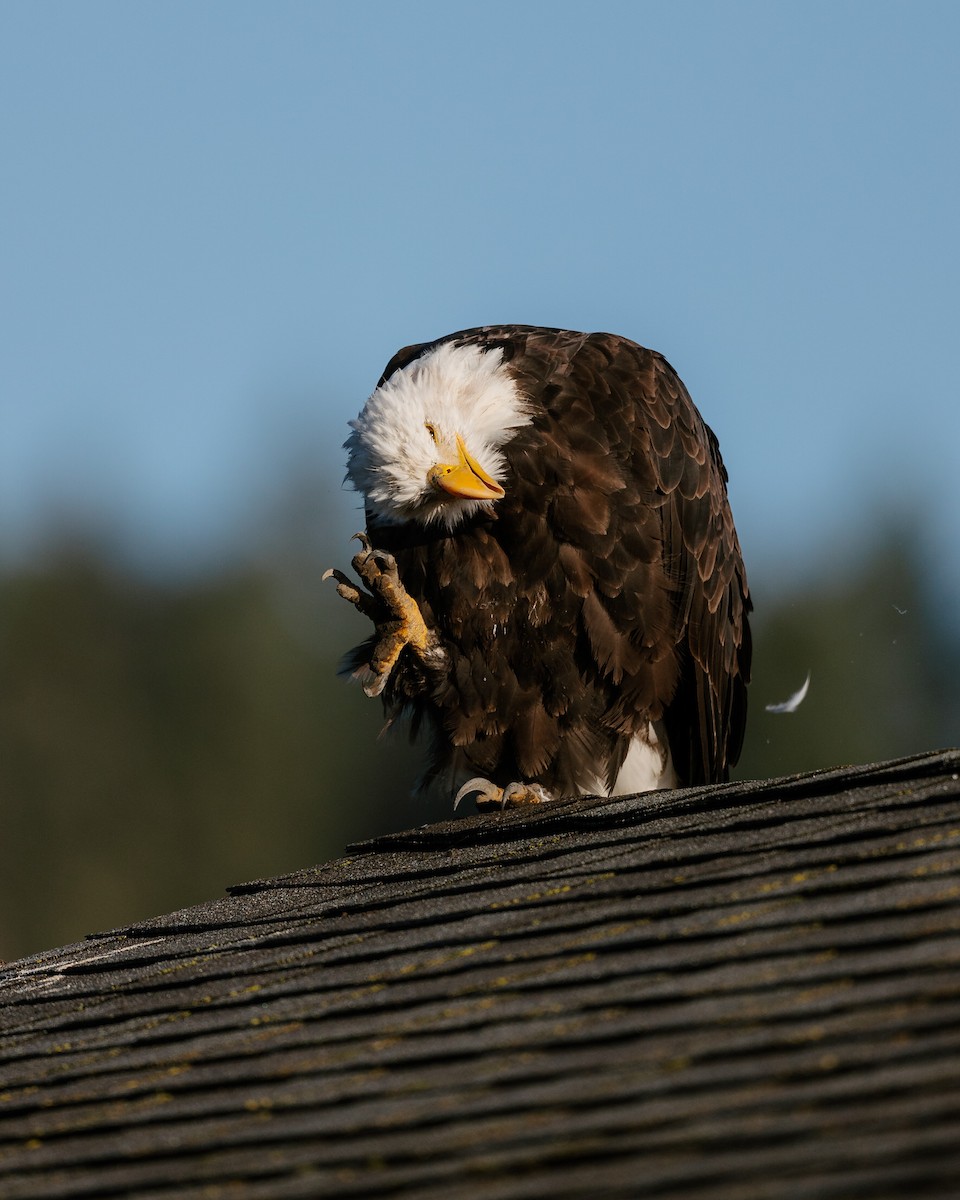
765, 671, 811, 714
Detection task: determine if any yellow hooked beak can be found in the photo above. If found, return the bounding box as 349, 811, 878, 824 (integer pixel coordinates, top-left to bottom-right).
429, 434, 505, 501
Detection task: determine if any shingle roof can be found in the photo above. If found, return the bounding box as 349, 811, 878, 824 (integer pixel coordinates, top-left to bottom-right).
2, 749, 959, 1199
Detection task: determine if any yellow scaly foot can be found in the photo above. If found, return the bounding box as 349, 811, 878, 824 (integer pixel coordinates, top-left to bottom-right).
324, 532, 444, 697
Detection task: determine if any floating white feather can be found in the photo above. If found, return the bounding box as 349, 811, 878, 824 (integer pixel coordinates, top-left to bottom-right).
765, 671, 811, 714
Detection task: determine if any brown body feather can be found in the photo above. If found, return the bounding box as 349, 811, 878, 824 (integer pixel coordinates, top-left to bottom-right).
351, 326, 751, 795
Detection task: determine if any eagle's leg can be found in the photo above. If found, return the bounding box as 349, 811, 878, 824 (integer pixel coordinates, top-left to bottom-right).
455, 778, 555, 812
324, 533, 445, 697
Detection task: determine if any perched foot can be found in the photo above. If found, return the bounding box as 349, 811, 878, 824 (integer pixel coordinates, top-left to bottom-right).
454, 777, 555, 812
324, 532, 444, 697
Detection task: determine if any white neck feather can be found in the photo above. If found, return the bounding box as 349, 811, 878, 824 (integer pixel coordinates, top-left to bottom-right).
346, 340, 532, 529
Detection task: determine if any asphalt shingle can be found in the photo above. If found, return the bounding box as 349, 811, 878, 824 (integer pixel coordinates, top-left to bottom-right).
2, 749, 959, 1198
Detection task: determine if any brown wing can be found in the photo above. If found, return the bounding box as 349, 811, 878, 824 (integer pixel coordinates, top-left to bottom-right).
463, 326, 748, 777
468, 328, 752, 786
532, 333, 748, 787
641, 350, 752, 783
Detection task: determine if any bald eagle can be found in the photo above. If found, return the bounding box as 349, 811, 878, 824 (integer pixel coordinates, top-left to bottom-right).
326, 326, 751, 809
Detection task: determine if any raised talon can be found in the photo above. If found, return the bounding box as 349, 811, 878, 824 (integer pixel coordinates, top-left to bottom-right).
328, 532, 444, 697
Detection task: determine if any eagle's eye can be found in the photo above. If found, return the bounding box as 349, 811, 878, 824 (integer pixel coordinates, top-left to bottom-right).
424, 423, 439, 444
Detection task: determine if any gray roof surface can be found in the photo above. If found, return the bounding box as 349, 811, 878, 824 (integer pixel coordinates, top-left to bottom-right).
1, 748, 959, 1199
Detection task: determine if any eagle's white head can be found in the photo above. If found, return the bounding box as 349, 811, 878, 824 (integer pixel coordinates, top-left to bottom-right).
345, 340, 533, 530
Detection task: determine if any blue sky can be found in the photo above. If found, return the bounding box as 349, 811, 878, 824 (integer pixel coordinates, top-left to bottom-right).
2, 1, 958, 599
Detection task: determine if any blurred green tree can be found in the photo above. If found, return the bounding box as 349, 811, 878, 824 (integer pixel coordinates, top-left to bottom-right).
0, 544, 426, 963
